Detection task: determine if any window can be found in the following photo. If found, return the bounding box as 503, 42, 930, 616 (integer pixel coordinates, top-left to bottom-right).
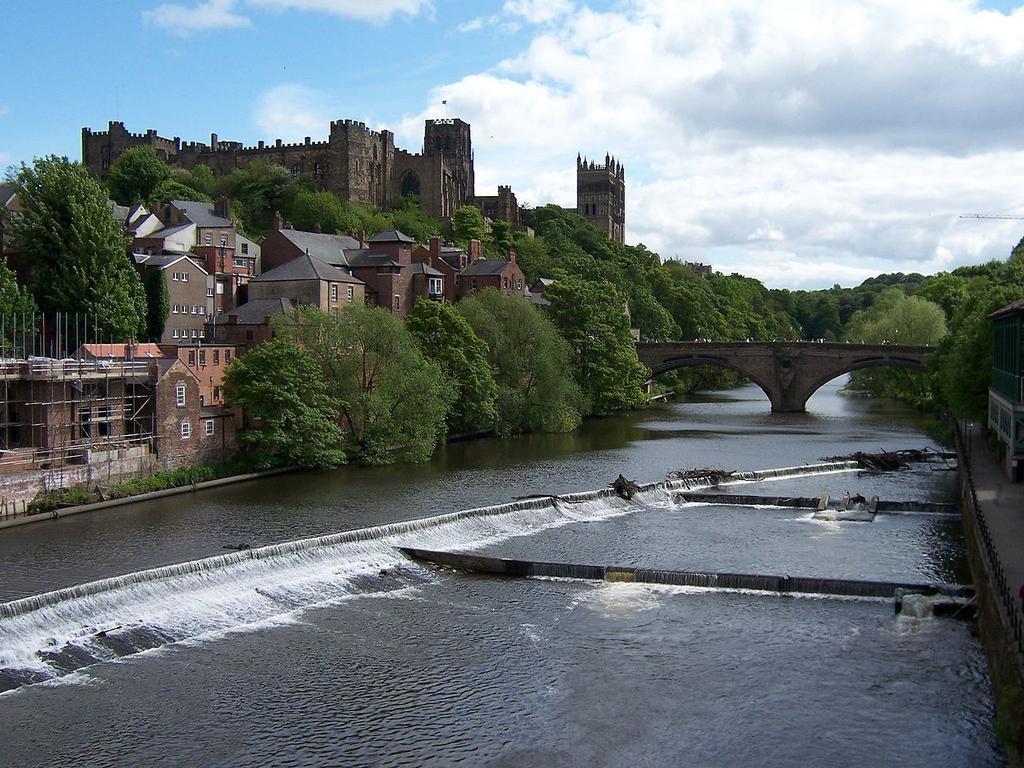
503, 277, 509, 289
213, 385, 221, 402
241, 243, 249, 255
191, 329, 198, 338
188, 350, 196, 365
225, 350, 232, 363
347, 286, 354, 301
471, 278, 478, 290
176, 384, 186, 407
207, 287, 215, 297
172, 272, 180, 282
79, 407, 92, 439
199, 329, 205, 338
199, 350, 207, 366
516, 280, 523, 290
232, 258, 248, 269
205, 419, 215, 436
314, 162, 324, 176
204, 233, 213, 246
199, 394, 206, 407
393, 294, 400, 311
246, 330, 254, 340
331, 284, 338, 301
173, 329, 180, 339
172, 304, 178, 314
180, 420, 192, 439
98, 405, 112, 437
217, 283, 225, 295
219, 234, 228, 247
191, 305, 198, 314
292, 163, 301, 176
183, 272, 190, 282
429, 277, 442, 295
213, 350, 220, 365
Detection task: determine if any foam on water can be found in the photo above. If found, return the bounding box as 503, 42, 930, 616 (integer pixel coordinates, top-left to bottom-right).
0, 461, 856, 691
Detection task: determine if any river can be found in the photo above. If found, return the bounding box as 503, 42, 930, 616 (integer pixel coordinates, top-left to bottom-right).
0, 379, 1003, 766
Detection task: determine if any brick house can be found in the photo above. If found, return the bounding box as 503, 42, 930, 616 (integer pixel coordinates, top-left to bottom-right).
153, 357, 237, 470
168, 345, 237, 407
249, 252, 365, 310
207, 297, 294, 355
412, 236, 464, 304
133, 252, 213, 344
259, 222, 362, 274
345, 229, 416, 317
459, 250, 527, 299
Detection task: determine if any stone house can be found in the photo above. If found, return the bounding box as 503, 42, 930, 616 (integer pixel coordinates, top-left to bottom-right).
412, 236, 465, 304
259, 224, 362, 274
133, 252, 213, 344
169, 345, 237, 407
249, 253, 365, 310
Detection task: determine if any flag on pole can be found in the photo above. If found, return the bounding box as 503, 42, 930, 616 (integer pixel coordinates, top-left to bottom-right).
442, 100, 447, 105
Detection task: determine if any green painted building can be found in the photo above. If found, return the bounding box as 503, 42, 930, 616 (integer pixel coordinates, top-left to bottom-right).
988, 298, 1024, 481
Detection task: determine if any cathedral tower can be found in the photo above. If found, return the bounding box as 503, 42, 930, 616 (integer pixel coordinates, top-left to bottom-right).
576, 152, 625, 244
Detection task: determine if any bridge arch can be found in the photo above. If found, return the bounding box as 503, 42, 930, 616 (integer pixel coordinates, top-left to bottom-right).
636, 342, 933, 413
647, 354, 776, 406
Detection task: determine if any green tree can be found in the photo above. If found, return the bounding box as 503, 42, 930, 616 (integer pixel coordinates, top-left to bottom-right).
452, 204, 489, 248
150, 178, 213, 205
406, 299, 499, 433
143, 268, 170, 341
917, 272, 969, 322
289, 188, 359, 234
388, 196, 442, 244
224, 337, 345, 468
10, 156, 146, 340
543, 277, 649, 414
217, 160, 297, 235
105, 146, 171, 205
276, 305, 452, 463
458, 288, 583, 435
0, 258, 35, 316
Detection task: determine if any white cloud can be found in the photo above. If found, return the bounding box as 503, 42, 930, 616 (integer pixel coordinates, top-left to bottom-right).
402, 0, 1024, 288
252, 84, 334, 141
247, 0, 430, 23
144, 0, 429, 33
143, 0, 251, 34
503, 0, 572, 24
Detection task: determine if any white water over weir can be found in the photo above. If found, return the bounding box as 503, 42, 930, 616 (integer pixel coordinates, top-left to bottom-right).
0, 462, 857, 690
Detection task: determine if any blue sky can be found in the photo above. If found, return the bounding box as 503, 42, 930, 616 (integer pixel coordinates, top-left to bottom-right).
3, 0, 1024, 288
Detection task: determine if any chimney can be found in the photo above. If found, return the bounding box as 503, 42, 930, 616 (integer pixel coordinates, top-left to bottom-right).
359, 228, 366, 248
214, 197, 231, 219
508, 247, 516, 264
314, 223, 322, 234
273, 211, 283, 231
429, 235, 441, 264
125, 339, 136, 360
469, 239, 481, 263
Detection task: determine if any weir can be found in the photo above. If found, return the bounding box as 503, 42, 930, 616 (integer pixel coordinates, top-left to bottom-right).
398, 547, 973, 601
674, 492, 959, 517
0, 460, 865, 691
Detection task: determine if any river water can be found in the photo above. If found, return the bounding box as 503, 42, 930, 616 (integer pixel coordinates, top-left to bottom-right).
0, 380, 1003, 766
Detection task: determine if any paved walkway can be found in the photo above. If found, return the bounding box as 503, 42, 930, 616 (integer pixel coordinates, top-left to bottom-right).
966, 421, 1024, 656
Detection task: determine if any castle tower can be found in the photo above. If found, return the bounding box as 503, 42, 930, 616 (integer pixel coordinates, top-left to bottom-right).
576, 152, 625, 244
423, 118, 475, 207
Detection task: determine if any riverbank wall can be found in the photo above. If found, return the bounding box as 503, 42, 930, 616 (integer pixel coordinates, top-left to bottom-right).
954, 420, 1024, 765
0, 467, 296, 531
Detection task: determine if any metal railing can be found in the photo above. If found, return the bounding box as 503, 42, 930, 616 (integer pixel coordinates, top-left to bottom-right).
956, 419, 1024, 661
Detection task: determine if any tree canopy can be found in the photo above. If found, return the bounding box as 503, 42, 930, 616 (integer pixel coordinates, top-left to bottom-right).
458, 288, 583, 435
224, 336, 346, 468
9, 156, 146, 340
406, 298, 499, 433
106, 146, 171, 205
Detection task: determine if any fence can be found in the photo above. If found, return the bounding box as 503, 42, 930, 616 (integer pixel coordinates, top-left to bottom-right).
955, 418, 1024, 663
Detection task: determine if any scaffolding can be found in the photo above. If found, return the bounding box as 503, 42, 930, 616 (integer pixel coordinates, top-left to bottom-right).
1, 312, 158, 514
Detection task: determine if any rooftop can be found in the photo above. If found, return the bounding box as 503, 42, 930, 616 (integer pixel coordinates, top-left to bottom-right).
276, 229, 361, 264
172, 200, 232, 228
226, 297, 295, 324
990, 298, 1024, 321
367, 228, 415, 244
254, 253, 363, 284
461, 258, 515, 277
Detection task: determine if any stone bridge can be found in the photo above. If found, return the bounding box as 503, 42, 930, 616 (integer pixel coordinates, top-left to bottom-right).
636, 342, 932, 413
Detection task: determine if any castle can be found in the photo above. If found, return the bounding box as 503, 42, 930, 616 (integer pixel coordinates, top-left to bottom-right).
82, 118, 478, 222
576, 153, 625, 244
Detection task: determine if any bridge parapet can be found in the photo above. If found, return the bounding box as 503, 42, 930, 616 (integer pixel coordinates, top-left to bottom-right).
636, 341, 932, 412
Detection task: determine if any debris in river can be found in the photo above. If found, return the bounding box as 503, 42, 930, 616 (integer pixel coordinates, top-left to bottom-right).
610, 474, 640, 500
666, 468, 737, 484
222, 543, 251, 550
822, 448, 955, 472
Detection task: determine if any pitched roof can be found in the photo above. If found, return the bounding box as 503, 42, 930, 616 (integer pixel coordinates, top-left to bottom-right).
461, 258, 516, 276
107, 200, 131, 223
172, 200, 231, 228
227, 297, 295, 324
989, 298, 1024, 320
133, 252, 208, 273
346, 251, 402, 268
78, 343, 167, 360
367, 228, 415, 244
533, 278, 556, 288
145, 222, 194, 240
277, 229, 360, 263
0, 184, 17, 208
254, 253, 363, 284
526, 292, 551, 306
410, 262, 444, 276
